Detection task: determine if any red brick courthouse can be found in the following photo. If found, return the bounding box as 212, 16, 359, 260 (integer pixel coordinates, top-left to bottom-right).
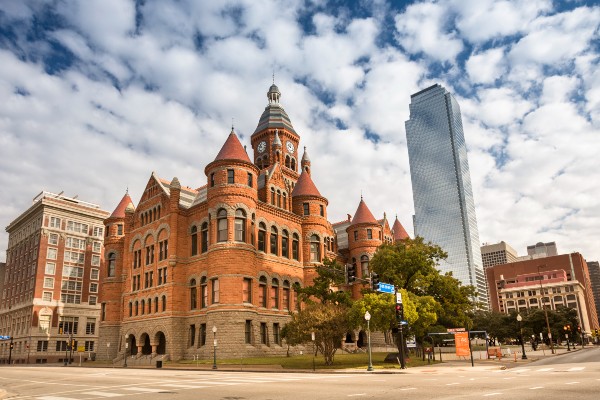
99, 84, 410, 361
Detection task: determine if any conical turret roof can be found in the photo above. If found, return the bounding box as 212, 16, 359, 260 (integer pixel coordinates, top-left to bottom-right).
392, 216, 410, 240
214, 129, 251, 163
351, 197, 377, 225
291, 169, 322, 197
111, 192, 134, 218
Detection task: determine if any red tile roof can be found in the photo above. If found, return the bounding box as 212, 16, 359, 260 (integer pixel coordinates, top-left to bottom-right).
110, 192, 134, 218
351, 198, 377, 225
291, 170, 322, 197
392, 217, 410, 240
214, 131, 251, 163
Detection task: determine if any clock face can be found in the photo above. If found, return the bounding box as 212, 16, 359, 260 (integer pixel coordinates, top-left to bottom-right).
286, 141, 295, 153
257, 141, 267, 153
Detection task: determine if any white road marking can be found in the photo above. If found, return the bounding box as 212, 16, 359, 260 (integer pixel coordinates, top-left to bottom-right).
502, 377, 516, 380
537, 368, 554, 372
565, 382, 580, 385
568, 367, 585, 371
121, 387, 166, 393
483, 393, 502, 397
347, 394, 366, 397
446, 382, 460, 386
529, 387, 544, 390
160, 383, 208, 389
81, 392, 123, 398
511, 369, 530, 373
400, 388, 417, 391
187, 381, 242, 386
37, 397, 77, 400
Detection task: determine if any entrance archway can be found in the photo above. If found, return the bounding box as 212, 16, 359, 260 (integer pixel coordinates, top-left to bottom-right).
357, 330, 366, 348
345, 332, 355, 344
129, 335, 138, 356
155, 331, 166, 354
140, 333, 152, 355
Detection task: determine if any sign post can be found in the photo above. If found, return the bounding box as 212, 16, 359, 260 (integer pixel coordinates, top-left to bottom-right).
395, 291, 406, 369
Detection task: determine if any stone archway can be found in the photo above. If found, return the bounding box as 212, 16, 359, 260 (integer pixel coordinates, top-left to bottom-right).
345, 332, 355, 344
357, 330, 366, 348
129, 335, 138, 356
140, 333, 152, 355
155, 331, 166, 355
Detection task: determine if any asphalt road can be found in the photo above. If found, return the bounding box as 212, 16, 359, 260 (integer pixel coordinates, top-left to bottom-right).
1, 348, 599, 400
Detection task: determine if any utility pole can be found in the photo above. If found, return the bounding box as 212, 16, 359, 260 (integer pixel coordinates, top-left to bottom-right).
8, 336, 13, 364
395, 291, 406, 369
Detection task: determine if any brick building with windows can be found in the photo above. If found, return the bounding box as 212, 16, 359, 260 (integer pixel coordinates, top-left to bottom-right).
99, 84, 411, 362
0, 191, 109, 364
486, 253, 599, 335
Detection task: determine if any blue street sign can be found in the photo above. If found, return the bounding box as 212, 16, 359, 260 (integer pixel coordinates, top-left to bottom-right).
400, 321, 408, 325
0, 335, 11, 340
377, 282, 395, 294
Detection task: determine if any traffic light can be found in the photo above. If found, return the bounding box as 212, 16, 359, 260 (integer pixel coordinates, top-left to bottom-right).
347, 264, 356, 284
577, 326, 581, 332
371, 273, 379, 291
395, 303, 404, 323
9, 342, 14, 350
595, 328, 598, 336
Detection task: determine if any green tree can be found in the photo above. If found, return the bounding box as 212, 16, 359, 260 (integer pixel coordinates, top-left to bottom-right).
296, 258, 351, 306
282, 302, 350, 365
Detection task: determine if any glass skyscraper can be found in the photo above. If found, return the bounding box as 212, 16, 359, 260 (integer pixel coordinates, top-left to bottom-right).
405, 84, 487, 305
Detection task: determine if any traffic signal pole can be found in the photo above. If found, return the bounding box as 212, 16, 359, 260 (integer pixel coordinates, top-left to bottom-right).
8, 336, 13, 364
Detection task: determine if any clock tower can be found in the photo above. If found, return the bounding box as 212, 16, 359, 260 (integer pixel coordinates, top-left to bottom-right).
251, 83, 300, 185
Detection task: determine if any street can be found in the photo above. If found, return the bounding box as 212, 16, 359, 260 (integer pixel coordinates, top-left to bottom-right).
1, 347, 599, 400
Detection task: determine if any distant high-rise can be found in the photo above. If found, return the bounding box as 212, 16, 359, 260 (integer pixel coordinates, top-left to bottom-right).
587, 261, 600, 327
481, 241, 519, 269
527, 241, 558, 258
405, 84, 487, 304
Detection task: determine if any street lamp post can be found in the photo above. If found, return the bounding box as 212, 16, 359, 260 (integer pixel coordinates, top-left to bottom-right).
124, 335, 129, 367
212, 326, 217, 370
364, 311, 373, 371
516, 314, 527, 360
566, 333, 570, 351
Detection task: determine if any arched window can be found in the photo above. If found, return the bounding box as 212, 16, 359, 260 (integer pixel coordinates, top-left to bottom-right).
141, 299, 145, 315
281, 230, 289, 258
271, 278, 279, 309
154, 296, 158, 313
135, 301, 139, 316
283, 280, 290, 310
259, 276, 267, 307
162, 295, 167, 311
128, 302, 132, 317
148, 298, 152, 314
256, 158, 263, 169
263, 155, 268, 168
271, 187, 276, 205
292, 233, 299, 260
157, 205, 161, 219
283, 192, 287, 210
310, 234, 320, 262
191, 226, 198, 256
270, 227, 278, 255
258, 222, 266, 252
201, 277, 208, 308
361, 255, 369, 277
107, 253, 116, 277
291, 158, 296, 170
277, 190, 281, 208
285, 155, 290, 168
200, 222, 208, 253
234, 209, 246, 242
217, 209, 228, 242
190, 279, 197, 310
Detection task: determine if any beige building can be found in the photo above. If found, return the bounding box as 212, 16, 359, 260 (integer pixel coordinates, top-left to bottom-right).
481, 241, 518, 269
0, 191, 109, 364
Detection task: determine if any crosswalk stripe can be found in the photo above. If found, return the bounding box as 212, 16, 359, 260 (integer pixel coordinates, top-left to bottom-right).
537, 368, 554, 372
81, 392, 123, 397
160, 384, 208, 389
122, 387, 166, 393
37, 397, 77, 400
568, 367, 585, 371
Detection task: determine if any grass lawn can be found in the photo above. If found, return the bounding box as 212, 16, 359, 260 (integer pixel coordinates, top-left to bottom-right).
176, 351, 440, 370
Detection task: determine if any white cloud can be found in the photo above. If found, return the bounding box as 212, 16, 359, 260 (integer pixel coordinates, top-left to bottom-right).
465, 48, 506, 84
394, 2, 463, 62
452, 0, 552, 43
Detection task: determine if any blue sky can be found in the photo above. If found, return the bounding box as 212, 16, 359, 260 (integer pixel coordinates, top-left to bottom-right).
0, 0, 599, 264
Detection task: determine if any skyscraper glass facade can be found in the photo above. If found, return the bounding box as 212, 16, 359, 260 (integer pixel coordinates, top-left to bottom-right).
405, 84, 487, 304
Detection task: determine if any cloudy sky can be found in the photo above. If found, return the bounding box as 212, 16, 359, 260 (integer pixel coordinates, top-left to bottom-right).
0, 0, 599, 264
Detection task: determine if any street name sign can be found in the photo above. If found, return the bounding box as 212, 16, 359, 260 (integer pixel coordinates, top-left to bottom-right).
377, 282, 395, 294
